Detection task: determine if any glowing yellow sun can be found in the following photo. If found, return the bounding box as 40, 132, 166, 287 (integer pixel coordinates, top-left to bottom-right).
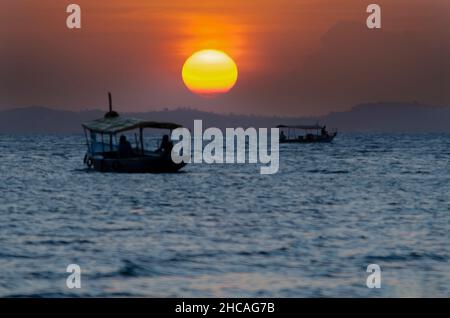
182, 49, 238, 96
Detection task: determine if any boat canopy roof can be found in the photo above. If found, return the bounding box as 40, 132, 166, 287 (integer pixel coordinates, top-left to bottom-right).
83, 116, 182, 134
277, 124, 323, 130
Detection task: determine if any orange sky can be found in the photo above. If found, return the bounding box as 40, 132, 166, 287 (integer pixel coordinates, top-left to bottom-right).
0, 0, 449, 116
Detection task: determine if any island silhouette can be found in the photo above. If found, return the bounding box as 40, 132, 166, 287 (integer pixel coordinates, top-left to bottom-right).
1, 102, 449, 134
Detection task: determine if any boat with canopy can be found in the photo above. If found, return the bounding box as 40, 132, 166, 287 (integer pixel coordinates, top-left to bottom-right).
277, 124, 337, 143
82, 93, 186, 173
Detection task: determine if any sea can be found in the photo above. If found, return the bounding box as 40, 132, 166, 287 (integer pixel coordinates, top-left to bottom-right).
0, 133, 449, 297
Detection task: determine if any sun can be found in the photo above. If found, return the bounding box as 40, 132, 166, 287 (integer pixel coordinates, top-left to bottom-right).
182, 49, 238, 97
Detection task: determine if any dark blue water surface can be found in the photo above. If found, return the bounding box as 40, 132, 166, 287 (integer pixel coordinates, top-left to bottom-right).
0, 134, 449, 297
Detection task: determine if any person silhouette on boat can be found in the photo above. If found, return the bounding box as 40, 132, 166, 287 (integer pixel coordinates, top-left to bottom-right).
321, 125, 328, 137
118, 135, 133, 158
157, 135, 173, 155
280, 131, 287, 142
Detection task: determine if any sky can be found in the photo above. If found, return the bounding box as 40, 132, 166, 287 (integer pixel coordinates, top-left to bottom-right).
1, 0, 449, 116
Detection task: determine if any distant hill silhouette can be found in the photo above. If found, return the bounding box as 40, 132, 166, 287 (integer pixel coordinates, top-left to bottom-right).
0, 103, 449, 133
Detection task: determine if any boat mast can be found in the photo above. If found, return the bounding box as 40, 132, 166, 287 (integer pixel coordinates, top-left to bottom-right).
104, 92, 119, 119
108, 92, 113, 113
104, 92, 118, 151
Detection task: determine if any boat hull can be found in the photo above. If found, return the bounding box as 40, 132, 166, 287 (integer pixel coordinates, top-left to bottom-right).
88, 155, 186, 173
280, 133, 337, 144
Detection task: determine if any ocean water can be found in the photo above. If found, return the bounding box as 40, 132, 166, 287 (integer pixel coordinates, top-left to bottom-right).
0, 133, 449, 297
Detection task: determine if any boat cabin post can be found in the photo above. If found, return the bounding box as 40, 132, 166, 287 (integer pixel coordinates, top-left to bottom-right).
139, 127, 144, 155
